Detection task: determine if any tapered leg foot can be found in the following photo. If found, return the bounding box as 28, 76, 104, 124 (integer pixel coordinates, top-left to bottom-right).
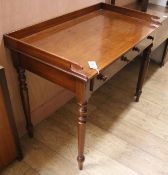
77, 155, 85, 170
134, 90, 142, 102
26, 124, 34, 138
17, 153, 23, 161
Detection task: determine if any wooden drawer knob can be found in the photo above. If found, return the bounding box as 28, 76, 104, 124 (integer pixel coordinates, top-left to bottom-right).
121, 56, 130, 63
132, 47, 140, 53
147, 35, 154, 41
97, 73, 108, 81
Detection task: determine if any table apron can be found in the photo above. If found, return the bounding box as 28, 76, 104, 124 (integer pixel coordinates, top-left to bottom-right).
17, 54, 77, 92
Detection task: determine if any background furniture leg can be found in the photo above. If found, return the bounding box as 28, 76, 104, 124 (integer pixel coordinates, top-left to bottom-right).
111, 0, 115, 5
77, 102, 87, 170
141, 0, 149, 12
135, 45, 152, 102
17, 67, 33, 137
160, 38, 168, 67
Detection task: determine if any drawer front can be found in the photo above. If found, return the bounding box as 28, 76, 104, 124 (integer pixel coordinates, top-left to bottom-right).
91, 57, 127, 92
125, 33, 154, 62
91, 34, 154, 92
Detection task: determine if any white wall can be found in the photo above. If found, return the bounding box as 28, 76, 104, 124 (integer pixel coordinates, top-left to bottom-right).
150, 0, 167, 6
115, 0, 135, 6
105, 0, 135, 5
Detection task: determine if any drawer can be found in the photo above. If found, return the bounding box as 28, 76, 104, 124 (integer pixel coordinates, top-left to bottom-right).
91, 57, 128, 92
125, 33, 154, 62
90, 34, 154, 92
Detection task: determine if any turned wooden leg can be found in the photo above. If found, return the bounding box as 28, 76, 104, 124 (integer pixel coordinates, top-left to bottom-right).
77, 102, 87, 170
135, 45, 152, 102
160, 38, 168, 67
17, 67, 33, 137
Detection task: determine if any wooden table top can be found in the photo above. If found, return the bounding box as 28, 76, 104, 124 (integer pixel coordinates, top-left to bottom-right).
4, 3, 160, 80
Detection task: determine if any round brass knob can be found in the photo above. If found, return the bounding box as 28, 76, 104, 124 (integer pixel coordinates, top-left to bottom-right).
97, 73, 108, 81
132, 47, 140, 53
147, 35, 154, 41
121, 56, 130, 63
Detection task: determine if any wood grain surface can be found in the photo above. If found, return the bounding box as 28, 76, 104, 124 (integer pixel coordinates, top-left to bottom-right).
22, 9, 155, 78
5, 4, 159, 80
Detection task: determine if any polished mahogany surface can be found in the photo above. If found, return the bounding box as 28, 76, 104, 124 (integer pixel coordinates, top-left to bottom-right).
21, 9, 156, 79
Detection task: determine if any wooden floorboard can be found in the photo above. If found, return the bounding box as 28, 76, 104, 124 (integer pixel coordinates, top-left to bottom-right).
2, 56, 168, 174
